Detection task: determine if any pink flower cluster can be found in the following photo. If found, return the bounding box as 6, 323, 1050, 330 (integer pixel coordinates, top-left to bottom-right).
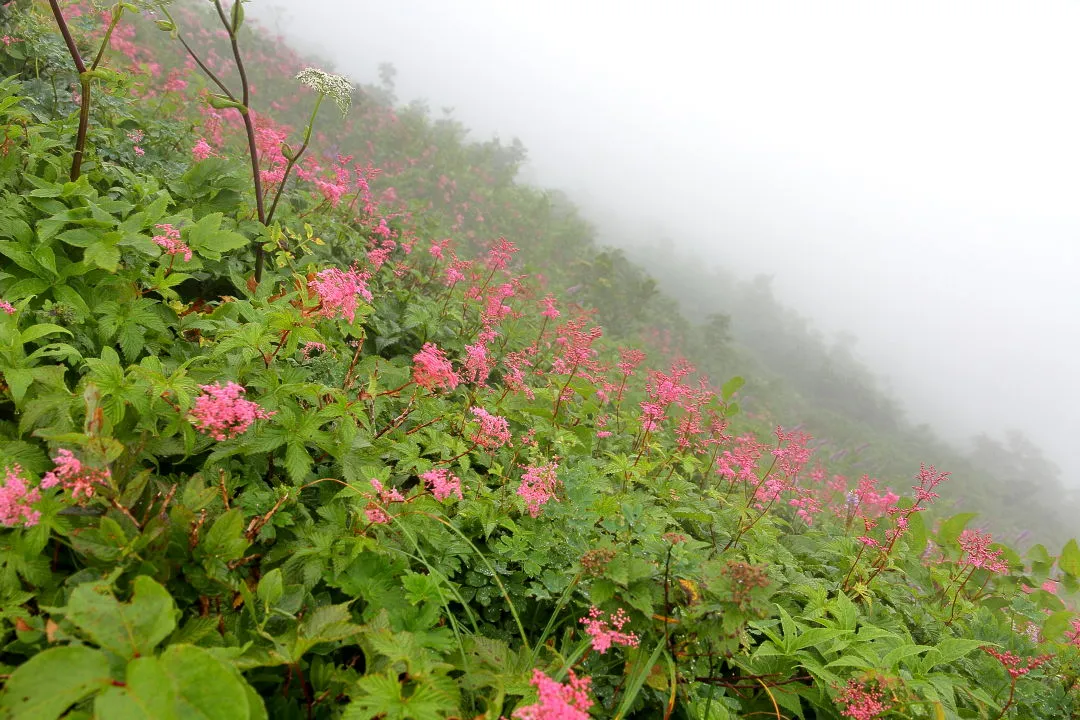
421, 469, 462, 502
153, 223, 192, 262
189, 382, 274, 441
41, 449, 110, 501
364, 478, 405, 524
301, 341, 327, 359
308, 266, 373, 324
835, 678, 891, 720
192, 138, 215, 161
958, 529, 1008, 574
983, 647, 1052, 679
517, 461, 560, 518
0, 466, 42, 527
412, 343, 460, 391
0, 299, 15, 315
579, 606, 639, 653
470, 407, 511, 449
511, 669, 592, 720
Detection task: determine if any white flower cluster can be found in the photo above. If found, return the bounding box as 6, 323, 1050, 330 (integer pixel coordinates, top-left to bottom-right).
295, 67, 353, 117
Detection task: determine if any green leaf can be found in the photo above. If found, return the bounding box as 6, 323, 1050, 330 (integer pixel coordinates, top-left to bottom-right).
65, 576, 178, 660
0, 645, 112, 719
937, 512, 979, 550
881, 644, 933, 669
1059, 539, 1080, 577
920, 637, 987, 672
84, 237, 121, 271
345, 671, 458, 720
257, 568, 284, 608
187, 213, 248, 259
720, 375, 744, 402
199, 509, 251, 565
1041, 610, 1074, 642
20, 324, 72, 344
95, 645, 252, 720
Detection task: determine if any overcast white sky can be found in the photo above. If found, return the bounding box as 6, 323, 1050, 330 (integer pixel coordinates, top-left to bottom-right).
252, 1, 1080, 481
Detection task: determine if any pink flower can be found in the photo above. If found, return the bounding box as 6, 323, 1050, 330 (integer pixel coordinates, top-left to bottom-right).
470, 407, 511, 449
512, 669, 592, 720
517, 461, 560, 517
301, 341, 327, 359
485, 236, 517, 271
412, 343, 460, 391
0, 299, 15, 315
579, 607, 639, 653
364, 478, 405, 524
192, 138, 215, 161
958, 529, 1008, 574
540, 295, 560, 319
308, 266, 373, 324
0, 465, 42, 528
189, 382, 274, 441
835, 679, 891, 720
153, 223, 192, 262
421, 469, 463, 501
41, 449, 110, 501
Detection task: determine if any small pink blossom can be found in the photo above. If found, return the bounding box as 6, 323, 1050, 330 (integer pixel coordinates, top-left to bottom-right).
517, 461, 560, 517
579, 606, 639, 653
412, 343, 460, 391
540, 295, 560, 319
308, 266, 373, 324
189, 382, 274, 441
421, 469, 463, 501
41, 449, 110, 501
835, 679, 891, 720
0, 465, 42, 528
153, 223, 192, 262
0, 299, 15, 315
192, 138, 215, 161
301, 341, 327, 359
512, 669, 592, 720
470, 407, 511, 449
958, 529, 1008, 574
364, 478, 405, 524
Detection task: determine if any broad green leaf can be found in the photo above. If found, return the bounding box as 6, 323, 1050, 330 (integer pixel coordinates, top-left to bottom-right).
1041, 610, 1074, 642
1059, 539, 1080, 577
95, 645, 252, 720
0, 645, 112, 719
257, 568, 284, 608
66, 576, 178, 659
937, 512, 978, 550
720, 375, 744, 402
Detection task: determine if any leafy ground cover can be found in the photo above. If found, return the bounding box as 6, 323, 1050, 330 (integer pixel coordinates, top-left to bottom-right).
0, 2, 1078, 718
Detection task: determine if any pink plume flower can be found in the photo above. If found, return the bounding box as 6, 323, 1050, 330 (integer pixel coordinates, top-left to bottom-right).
308, 266, 373, 324
41, 449, 110, 501
0, 299, 15, 315
153, 223, 192, 262
421, 469, 463, 502
189, 382, 274, 441
192, 138, 215, 161
517, 461, 560, 517
412, 343, 460, 391
512, 669, 593, 720
0, 465, 42, 528
364, 478, 406, 524
835, 679, 891, 720
580, 607, 639, 653
469, 407, 511, 449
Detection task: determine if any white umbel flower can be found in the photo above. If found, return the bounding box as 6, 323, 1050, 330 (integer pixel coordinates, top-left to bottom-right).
295, 68, 353, 117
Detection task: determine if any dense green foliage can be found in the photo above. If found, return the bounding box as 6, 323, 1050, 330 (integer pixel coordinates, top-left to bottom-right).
0, 2, 1078, 718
